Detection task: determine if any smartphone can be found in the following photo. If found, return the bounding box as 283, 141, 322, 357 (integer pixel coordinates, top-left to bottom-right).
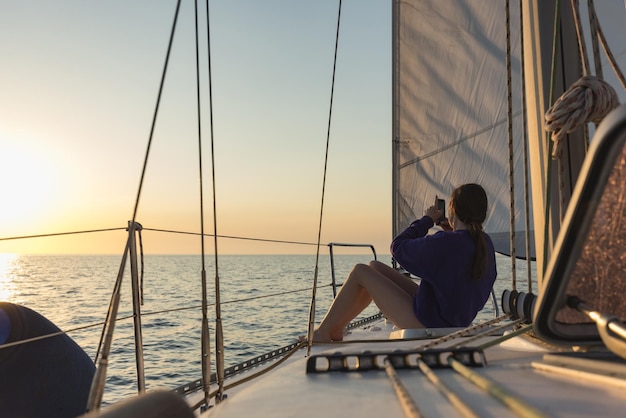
436, 198, 446, 218
436, 198, 445, 224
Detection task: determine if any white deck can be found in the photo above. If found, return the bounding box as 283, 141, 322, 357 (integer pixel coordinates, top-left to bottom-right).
190, 318, 626, 417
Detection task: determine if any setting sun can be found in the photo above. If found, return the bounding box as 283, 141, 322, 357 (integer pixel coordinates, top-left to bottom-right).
0, 136, 57, 229
0, 253, 18, 301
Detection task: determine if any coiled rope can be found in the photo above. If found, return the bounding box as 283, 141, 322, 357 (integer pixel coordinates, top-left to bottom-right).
545, 75, 620, 158
544, 0, 623, 160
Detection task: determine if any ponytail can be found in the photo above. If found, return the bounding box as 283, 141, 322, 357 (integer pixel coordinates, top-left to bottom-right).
450, 183, 489, 280
467, 222, 487, 280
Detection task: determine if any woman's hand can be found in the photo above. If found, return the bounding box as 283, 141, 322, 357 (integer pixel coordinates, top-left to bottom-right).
425, 205, 441, 222
438, 218, 453, 231
426, 205, 452, 231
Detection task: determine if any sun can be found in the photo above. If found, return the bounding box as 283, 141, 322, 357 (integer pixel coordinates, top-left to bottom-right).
0, 253, 18, 301
0, 137, 57, 229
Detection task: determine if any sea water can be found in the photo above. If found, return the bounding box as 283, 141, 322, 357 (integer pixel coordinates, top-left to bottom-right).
0, 253, 535, 406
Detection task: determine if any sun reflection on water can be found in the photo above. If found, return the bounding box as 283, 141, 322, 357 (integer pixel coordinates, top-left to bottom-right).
0, 253, 18, 301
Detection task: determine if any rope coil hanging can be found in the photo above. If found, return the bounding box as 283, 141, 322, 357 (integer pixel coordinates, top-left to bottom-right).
544, 0, 623, 160
545, 75, 619, 158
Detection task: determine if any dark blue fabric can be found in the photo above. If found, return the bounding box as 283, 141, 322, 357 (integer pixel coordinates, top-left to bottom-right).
391, 216, 497, 327
0, 307, 10, 344
0, 302, 95, 418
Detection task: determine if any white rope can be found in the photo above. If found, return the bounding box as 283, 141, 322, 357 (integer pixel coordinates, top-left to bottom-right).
545, 75, 619, 159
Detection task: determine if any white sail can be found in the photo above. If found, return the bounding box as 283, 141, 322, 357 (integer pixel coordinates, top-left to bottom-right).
392, 0, 531, 258
393, 0, 626, 265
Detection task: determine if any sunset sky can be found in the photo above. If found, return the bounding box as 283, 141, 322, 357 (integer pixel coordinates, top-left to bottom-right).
0, 1, 393, 255
2, 1, 624, 256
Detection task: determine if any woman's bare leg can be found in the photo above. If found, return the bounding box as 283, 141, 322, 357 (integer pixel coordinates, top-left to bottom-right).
314, 263, 423, 342
368, 260, 420, 296
313, 264, 372, 341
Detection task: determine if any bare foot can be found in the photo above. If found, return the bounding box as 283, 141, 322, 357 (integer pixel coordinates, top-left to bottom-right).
299, 327, 346, 343
312, 327, 344, 342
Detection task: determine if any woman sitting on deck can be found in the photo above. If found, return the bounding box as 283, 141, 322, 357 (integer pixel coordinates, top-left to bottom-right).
314, 183, 497, 342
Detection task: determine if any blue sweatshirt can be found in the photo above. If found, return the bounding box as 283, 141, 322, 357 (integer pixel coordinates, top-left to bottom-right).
391, 216, 497, 327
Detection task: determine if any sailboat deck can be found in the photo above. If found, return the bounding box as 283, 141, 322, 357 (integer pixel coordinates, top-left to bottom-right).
196, 318, 626, 417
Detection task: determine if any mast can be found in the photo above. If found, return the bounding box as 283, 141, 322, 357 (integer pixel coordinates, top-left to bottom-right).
522, 0, 588, 284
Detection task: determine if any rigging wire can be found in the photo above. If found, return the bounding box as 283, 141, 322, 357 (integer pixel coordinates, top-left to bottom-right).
588, 1, 626, 89
570, 0, 591, 77
505, 0, 517, 290
87, 1, 184, 410
87, 243, 129, 411
306, 0, 343, 355
518, 0, 534, 293
570, 0, 591, 153
196, 0, 222, 406
129, 4, 181, 226
206, 0, 226, 402
587, 0, 604, 80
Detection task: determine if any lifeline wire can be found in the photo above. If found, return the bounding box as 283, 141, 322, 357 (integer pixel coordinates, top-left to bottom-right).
0, 227, 126, 242
0, 282, 333, 352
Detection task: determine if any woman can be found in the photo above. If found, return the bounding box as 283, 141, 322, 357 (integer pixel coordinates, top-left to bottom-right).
313, 183, 497, 342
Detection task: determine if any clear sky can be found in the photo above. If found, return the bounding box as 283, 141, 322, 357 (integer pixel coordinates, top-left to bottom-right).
0, 1, 393, 255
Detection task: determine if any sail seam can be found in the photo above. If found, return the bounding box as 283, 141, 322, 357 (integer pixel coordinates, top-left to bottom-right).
398, 111, 522, 169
